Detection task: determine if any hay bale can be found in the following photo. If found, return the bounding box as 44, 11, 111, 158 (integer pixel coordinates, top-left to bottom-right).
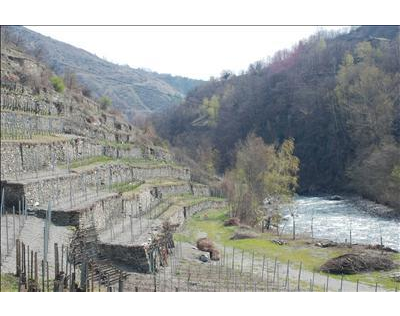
320, 253, 396, 274
224, 217, 240, 226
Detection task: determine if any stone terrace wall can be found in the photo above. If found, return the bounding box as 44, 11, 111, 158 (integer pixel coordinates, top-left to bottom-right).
1, 162, 189, 208
192, 184, 210, 197
168, 199, 227, 227
0, 181, 25, 210
98, 243, 150, 273
17, 173, 82, 207
79, 163, 190, 188
1, 111, 64, 135
0, 138, 173, 179
78, 194, 123, 230
1, 89, 62, 116
103, 146, 143, 160
122, 189, 159, 220
1, 87, 99, 117
35, 192, 123, 229
0, 137, 103, 179
156, 183, 209, 197
157, 183, 191, 197
98, 199, 226, 273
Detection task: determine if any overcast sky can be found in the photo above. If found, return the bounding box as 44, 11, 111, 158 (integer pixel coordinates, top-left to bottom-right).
27, 26, 347, 80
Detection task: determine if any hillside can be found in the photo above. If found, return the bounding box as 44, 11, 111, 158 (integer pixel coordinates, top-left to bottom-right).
153, 26, 400, 209
1, 26, 399, 294
3, 26, 203, 118
1, 39, 225, 287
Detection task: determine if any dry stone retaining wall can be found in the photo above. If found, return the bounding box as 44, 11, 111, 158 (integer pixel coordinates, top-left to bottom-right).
1, 163, 188, 211
169, 199, 227, 227
0, 138, 104, 179
98, 199, 226, 273
1, 90, 62, 115
1, 111, 64, 135
98, 243, 151, 273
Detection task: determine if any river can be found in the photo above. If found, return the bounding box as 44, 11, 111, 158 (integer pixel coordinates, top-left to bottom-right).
281, 195, 400, 251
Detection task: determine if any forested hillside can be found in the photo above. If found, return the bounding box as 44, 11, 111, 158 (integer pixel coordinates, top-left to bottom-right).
154, 26, 400, 209
2, 26, 203, 118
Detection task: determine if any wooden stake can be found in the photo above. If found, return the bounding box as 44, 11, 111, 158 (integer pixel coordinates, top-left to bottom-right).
261, 255, 265, 281
41, 260, 45, 292
297, 262, 302, 292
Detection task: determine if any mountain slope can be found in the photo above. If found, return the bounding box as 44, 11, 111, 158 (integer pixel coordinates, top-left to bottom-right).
5, 26, 203, 118
153, 26, 400, 209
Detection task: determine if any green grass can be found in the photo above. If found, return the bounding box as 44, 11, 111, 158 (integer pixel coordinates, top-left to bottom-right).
110, 181, 144, 193
67, 155, 113, 169
173, 194, 225, 206
176, 207, 400, 291
60, 155, 182, 171
1, 273, 18, 292
329, 270, 399, 291
146, 178, 187, 186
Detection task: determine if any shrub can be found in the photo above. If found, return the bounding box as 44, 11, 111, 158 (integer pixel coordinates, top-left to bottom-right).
50, 76, 65, 93
98, 95, 112, 110
82, 85, 92, 97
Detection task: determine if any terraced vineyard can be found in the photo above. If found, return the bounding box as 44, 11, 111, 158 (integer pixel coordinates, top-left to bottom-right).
0, 43, 225, 291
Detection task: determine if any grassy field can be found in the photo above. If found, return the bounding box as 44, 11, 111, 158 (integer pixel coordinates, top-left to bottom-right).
175, 207, 400, 290
0, 274, 18, 292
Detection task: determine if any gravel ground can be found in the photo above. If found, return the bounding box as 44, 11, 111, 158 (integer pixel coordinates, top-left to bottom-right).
1, 214, 73, 276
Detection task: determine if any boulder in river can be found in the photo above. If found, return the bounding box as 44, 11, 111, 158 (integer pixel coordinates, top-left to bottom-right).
320, 253, 396, 274
328, 195, 342, 201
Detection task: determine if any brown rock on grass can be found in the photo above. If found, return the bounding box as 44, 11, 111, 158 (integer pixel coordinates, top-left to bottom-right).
196, 238, 220, 261
224, 217, 240, 226
197, 237, 215, 252
210, 249, 220, 261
